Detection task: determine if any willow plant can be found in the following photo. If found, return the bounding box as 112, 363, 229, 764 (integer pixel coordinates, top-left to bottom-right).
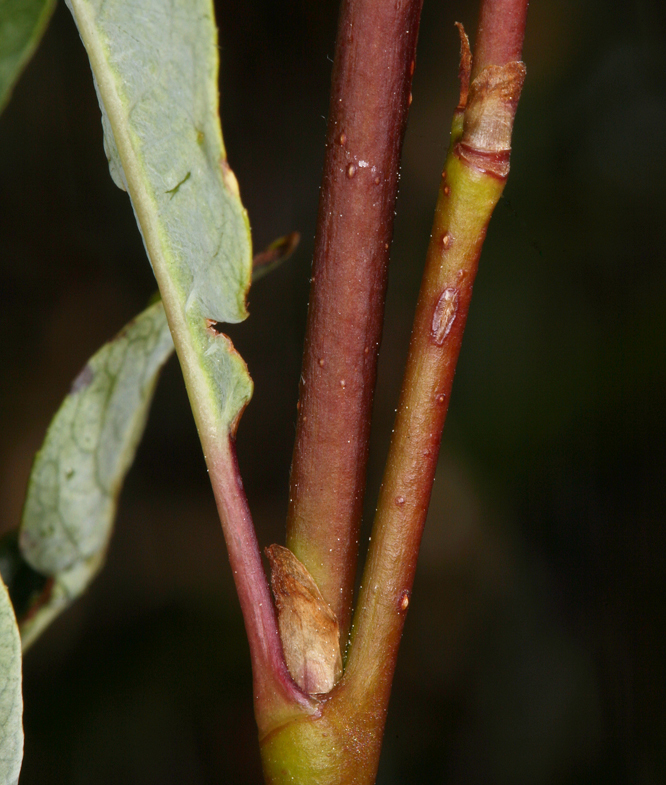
0, 0, 528, 782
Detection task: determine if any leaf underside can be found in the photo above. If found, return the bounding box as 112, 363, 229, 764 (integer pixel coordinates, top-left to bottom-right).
65, 0, 254, 440
18, 300, 174, 649
0, 578, 23, 785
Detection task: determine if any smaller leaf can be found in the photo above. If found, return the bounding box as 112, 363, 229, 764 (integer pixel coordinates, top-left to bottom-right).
0, 0, 56, 114
0, 577, 23, 785
251, 232, 300, 282
17, 300, 174, 646
266, 544, 342, 695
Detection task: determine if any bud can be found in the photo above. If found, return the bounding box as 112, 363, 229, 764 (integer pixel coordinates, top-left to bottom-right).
266, 545, 343, 695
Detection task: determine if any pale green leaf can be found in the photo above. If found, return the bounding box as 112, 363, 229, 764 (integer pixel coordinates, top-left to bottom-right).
0, 0, 56, 114
0, 577, 23, 785
19, 300, 173, 594
65, 0, 253, 441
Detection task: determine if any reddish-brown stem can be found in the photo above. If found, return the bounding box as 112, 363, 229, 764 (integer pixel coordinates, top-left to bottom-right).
207, 437, 315, 735
259, 6, 528, 782
472, 0, 529, 76
286, 0, 423, 637
340, 2, 528, 734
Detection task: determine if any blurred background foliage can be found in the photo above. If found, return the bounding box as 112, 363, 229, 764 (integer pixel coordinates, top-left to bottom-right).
1, 0, 665, 782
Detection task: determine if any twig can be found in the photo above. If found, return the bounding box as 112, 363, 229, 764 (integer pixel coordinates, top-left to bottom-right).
286, 0, 424, 637
341, 0, 528, 726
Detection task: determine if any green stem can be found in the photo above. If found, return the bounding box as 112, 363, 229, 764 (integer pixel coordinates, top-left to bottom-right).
343, 146, 505, 708
340, 15, 527, 751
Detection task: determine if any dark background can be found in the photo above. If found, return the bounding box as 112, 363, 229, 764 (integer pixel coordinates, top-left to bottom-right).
1, 0, 665, 782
